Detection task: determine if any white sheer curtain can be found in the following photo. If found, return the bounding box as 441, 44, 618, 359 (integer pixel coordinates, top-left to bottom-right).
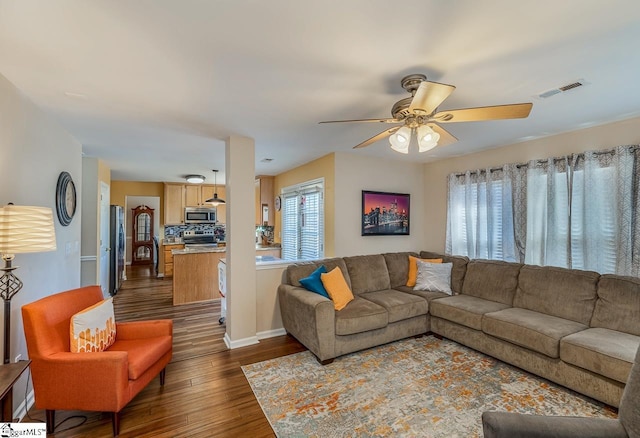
568, 146, 637, 275
524, 157, 571, 268
446, 166, 517, 261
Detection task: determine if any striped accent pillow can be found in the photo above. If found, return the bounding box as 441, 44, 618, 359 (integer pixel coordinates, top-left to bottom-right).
70, 298, 117, 353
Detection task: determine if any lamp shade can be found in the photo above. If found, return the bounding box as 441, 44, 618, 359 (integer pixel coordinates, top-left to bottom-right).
417, 125, 440, 153
389, 126, 411, 154
0, 205, 57, 255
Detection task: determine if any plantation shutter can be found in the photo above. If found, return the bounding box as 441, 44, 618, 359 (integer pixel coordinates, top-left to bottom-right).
281, 179, 324, 261
280, 193, 299, 261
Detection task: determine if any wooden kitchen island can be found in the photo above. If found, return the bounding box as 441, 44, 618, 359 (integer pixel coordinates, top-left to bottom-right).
172, 247, 226, 305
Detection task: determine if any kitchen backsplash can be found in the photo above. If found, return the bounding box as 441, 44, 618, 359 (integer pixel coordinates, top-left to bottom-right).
165, 224, 226, 241
256, 225, 274, 245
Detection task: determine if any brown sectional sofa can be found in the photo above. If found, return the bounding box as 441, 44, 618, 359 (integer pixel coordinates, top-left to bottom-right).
277, 251, 640, 408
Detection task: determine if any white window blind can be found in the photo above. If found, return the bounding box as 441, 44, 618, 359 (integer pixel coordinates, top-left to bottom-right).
281, 179, 324, 261
448, 178, 508, 260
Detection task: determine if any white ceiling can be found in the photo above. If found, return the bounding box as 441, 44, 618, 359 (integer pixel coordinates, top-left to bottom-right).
1, 1, 640, 183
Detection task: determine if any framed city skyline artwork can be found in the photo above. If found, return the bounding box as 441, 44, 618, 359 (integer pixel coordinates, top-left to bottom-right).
361, 190, 410, 236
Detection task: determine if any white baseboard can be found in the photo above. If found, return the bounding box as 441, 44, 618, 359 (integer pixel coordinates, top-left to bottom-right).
257, 328, 286, 340
15, 389, 35, 422
224, 332, 259, 349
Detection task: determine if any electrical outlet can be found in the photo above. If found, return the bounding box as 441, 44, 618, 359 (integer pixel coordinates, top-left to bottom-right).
15, 354, 21, 362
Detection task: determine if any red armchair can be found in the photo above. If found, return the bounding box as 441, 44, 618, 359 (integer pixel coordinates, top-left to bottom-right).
22, 286, 172, 436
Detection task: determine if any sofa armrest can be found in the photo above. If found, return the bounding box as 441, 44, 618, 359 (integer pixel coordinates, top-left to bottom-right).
278, 284, 336, 362
482, 412, 627, 438
116, 319, 173, 340
30, 351, 130, 411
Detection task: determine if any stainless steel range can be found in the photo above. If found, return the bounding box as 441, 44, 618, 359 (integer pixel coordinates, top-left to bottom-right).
182, 230, 217, 248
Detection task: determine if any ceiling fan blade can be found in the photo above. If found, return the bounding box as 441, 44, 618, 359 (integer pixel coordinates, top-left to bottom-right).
319, 118, 400, 124
432, 102, 533, 123
428, 123, 458, 147
408, 81, 456, 115
353, 126, 400, 149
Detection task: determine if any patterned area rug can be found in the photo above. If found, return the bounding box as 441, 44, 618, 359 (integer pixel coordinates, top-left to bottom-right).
242, 337, 617, 437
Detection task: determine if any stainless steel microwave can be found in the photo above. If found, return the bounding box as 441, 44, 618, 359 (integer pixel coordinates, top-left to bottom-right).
185, 207, 217, 224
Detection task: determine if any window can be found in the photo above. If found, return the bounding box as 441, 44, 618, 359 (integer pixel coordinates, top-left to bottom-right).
281, 178, 324, 261
446, 146, 639, 275
446, 170, 516, 261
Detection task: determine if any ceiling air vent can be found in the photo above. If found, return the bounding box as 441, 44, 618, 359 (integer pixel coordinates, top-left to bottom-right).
536, 79, 589, 99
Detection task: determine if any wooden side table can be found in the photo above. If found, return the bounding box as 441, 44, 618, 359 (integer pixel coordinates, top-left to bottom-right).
0, 360, 30, 422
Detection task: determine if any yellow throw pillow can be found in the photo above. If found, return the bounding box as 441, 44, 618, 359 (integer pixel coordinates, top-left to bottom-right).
407, 256, 443, 287
70, 298, 117, 353
321, 267, 354, 311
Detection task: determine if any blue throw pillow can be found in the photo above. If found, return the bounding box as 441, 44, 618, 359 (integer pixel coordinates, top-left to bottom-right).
299, 265, 330, 298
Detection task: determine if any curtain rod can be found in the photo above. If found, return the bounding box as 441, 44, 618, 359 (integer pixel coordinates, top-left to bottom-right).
452, 145, 637, 177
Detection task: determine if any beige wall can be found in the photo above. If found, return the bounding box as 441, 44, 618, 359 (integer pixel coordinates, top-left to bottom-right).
334, 152, 426, 256
80, 157, 111, 288
111, 181, 165, 226
423, 116, 640, 252
1, 72, 82, 408
274, 153, 336, 256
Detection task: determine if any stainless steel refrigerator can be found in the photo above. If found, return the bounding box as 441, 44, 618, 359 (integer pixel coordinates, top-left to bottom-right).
109, 205, 125, 295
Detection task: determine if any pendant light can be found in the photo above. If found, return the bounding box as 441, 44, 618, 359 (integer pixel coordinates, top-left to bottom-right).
205, 169, 226, 206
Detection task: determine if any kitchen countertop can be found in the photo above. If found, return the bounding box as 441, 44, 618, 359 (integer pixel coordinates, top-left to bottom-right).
171, 244, 280, 254
172, 247, 226, 255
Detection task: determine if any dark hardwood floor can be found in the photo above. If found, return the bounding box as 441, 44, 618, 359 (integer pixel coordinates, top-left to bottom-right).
25, 264, 306, 437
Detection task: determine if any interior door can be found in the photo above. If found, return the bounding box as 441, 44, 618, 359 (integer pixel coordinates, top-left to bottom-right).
99, 182, 111, 297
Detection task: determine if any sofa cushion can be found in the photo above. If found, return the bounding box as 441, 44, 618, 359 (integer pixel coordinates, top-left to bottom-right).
335, 297, 388, 335
420, 251, 469, 294
514, 265, 599, 325
407, 256, 442, 287
414, 261, 452, 294
108, 335, 173, 380
287, 258, 351, 289
321, 267, 354, 311
592, 274, 640, 336
344, 254, 391, 294
430, 295, 510, 330
561, 328, 639, 383
461, 259, 521, 305
619, 344, 640, 438
298, 265, 330, 298
483, 308, 588, 358
383, 252, 419, 289
359, 290, 428, 323
70, 298, 116, 353
402, 287, 450, 303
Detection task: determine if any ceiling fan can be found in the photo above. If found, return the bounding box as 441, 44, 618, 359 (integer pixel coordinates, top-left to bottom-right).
319, 74, 533, 154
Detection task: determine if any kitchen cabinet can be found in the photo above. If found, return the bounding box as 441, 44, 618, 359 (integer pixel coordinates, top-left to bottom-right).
255, 176, 274, 225
164, 183, 226, 224
164, 183, 185, 224
185, 184, 217, 207
173, 250, 226, 305
163, 243, 184, 277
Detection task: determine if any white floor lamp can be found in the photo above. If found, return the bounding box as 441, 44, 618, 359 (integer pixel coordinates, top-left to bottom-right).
0, 204, 57, 364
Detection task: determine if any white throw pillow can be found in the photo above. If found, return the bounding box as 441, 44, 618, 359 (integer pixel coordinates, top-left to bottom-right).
414, 261, 453, 295
70, 298, 117, 353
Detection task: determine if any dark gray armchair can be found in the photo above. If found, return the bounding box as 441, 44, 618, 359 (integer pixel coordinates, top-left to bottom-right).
482, 345, 640, 438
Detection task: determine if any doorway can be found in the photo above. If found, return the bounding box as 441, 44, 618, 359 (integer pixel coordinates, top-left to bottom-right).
125, 195, 160, 278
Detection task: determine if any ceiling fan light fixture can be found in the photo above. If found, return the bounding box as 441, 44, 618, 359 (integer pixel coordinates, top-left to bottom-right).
186, 174, 206, 184
417, 125, 440, 153
389, 126, 411, 154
